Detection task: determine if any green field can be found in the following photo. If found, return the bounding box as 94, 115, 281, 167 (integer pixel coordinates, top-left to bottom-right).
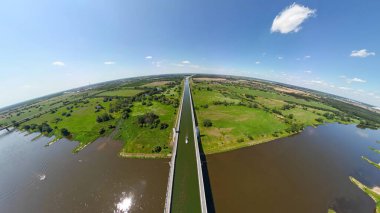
1, 77, 182, 157
191, 78, 358, 154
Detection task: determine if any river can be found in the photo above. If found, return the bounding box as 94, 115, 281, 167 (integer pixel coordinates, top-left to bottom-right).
205, 123, 380, 213
0, 130, 168, 212
1, 120, 379, 212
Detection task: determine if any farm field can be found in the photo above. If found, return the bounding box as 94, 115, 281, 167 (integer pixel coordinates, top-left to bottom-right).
96, 88, 145, 97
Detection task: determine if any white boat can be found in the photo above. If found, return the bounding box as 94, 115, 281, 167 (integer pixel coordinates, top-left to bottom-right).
39, 174, 46, 181
185, 136, 188, 144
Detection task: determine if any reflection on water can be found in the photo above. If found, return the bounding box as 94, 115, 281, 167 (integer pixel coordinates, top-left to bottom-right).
207, 124, 380, 213
356, 129, 370, 138
0, 131, 169, 212
115, 192, 133, 213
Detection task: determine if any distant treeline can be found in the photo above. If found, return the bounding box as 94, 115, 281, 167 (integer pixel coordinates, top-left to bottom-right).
322, 98, 380, 124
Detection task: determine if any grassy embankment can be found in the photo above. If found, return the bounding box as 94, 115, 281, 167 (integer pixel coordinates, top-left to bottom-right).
362, 156, 380, 170
370, 147, 380, 154
349, 177, 380, 213
14, 78, 182, 157
191, 78, 358, 154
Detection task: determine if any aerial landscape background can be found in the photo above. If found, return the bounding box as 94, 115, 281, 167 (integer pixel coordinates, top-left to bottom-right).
0, 0, 379, 213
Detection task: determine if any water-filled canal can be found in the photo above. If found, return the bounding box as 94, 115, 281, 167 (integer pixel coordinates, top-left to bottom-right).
171, 78, 202, 212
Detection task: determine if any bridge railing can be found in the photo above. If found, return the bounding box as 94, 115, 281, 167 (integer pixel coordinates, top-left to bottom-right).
189, 81, 208, 213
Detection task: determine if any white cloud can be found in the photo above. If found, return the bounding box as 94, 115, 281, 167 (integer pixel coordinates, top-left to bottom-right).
278, 56, 283, 60
104, 61, 115, 65
304, 55, 311, 59
271, 3, 316, 34
181, 60, 191, 64
145, 56, 153, 59
340, 75, 367, 83
255, 61, 261, 64
152, 61, 161, 67
304, 70, 312, 73
338, 86, 352, 91
348, 77, 366, 83
310, 80, 323, 84
52, 61, 65, 66
350, 49, 375, 58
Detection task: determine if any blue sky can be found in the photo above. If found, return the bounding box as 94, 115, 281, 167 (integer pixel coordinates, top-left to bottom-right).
0, 0, 379, 108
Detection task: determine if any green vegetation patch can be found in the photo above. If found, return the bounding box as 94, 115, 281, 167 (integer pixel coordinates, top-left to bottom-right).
114, 100, 176, 156
142, 80, 174, 87
13, 76, 183, 157
362, 156, 380, 170
370, 147, 380, 154
191, 78, 355, 154
197, 104, 288, 153
22, 97, 119, 150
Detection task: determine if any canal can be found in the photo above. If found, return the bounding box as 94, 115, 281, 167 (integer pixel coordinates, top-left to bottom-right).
171, 77, 202, 212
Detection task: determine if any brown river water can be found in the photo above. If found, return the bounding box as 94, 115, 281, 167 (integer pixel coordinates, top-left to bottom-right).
0, 131, 169, 213
205, 123, 380, 213
1, 123, 379, 213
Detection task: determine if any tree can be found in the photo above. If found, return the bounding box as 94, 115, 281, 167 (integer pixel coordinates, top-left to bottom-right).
99, 128, 106, 135
23, 125, 31, 131
137, 112, 160, 128
237, 138, 244, 143
160, 123, 169, 130
286, 123, 304, 133
315, 118, 324, 123
38, 123, 53, 133
203, 119, 212, 127
152, 145, 162, 153
96, 113, 113, 123
61, 128, 71, 137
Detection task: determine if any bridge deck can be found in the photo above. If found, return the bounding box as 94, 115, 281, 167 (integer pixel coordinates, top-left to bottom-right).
165, 77, 207, 213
